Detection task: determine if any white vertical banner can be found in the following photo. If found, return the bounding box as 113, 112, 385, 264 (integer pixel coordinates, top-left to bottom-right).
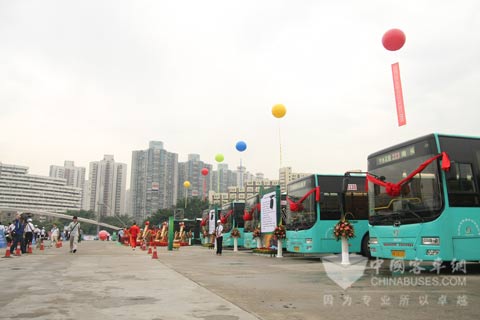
261, 191, 277, 233
209, 210, 216, 235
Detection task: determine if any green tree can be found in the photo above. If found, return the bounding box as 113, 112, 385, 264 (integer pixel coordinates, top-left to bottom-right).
176, 197, 209, 220
146, 208, 173, 226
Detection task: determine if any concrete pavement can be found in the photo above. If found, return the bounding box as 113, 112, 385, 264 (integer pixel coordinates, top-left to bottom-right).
0, 241, 259, 320
1, 240, 479, 320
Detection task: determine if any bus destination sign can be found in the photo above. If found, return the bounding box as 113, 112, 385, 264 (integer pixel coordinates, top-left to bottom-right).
376, 146, 416, 166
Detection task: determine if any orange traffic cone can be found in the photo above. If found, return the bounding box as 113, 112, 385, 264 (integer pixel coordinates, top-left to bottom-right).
40, 241, 44, 251
148, 246, 152, 254
152, 246, 158, 259
15, 243, 21, 256
28, 243, 33, 254
59, 240, 63, 248
3, 243, 11, 258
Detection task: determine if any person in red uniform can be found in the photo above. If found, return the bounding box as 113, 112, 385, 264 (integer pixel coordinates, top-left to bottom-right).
129, 222, 140, 250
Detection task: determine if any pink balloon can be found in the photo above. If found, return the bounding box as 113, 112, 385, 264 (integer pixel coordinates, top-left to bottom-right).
382, 29, 406, 51
201, 168, 209, 176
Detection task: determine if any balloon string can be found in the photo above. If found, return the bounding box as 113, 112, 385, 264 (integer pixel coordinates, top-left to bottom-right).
279, 126, 283, 168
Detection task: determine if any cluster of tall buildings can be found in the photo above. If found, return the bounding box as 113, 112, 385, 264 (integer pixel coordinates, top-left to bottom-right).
0, 141, 309, 222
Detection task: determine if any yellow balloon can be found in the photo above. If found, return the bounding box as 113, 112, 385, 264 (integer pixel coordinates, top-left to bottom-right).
183, 181, 191, 188
272, 104, 287, 118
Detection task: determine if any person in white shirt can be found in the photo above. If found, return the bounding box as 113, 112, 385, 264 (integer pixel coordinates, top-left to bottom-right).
67, 216, 81, 253
24, 218, 35, 250
34, 226, 41, 242
6, 222, 15, 244
215, 219, 224, 256
50, 224, 59, 247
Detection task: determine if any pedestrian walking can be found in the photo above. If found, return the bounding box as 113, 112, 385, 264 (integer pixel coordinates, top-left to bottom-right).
128, 222, 140, 250
67, 216, 81, 253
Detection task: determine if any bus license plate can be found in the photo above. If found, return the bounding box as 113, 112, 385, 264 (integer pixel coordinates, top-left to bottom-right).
294, 246, 299, 252
391, 250, 405, 258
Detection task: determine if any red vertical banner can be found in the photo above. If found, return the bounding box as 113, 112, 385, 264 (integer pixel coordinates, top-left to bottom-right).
391, 62, 406, 126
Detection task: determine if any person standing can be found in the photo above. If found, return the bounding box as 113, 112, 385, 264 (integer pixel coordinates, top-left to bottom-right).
6, 221, 15, 244
118, 228, 124, 243
128, 222, 140, 250
24, 218, 35, 252
10, 214, 25, 254
67, 216, 80, 253
215, 219, 223, 256
50, 224, 59, 247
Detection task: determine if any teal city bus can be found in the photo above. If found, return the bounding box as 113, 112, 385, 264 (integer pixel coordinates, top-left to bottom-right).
285, 174, 370, 256
367, 133, 480, 261
220, 201, 246, 247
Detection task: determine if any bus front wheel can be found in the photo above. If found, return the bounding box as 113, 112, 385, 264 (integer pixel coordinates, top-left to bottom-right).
361, 234, 372, 258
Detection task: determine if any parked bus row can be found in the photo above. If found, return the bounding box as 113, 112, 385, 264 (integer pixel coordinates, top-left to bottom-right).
193, 133, 480, 262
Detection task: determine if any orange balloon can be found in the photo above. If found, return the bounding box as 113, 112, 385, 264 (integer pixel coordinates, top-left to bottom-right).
272, 104, 287, 118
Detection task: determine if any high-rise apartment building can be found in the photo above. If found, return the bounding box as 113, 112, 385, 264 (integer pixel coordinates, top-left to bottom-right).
212, 163, 237, 194
130, 141, 178, 222
0, 163, 81, 212
88, 155, 127, 217
178, 154, 212, 201
49, 161, 87, 209
279, 167, 310, 192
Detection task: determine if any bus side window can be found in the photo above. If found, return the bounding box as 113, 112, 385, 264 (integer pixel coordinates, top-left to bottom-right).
446, 163, 476, 192
446, 162, 479, 206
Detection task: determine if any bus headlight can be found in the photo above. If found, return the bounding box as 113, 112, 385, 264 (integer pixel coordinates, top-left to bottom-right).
422, 237, 440, 245
369, 237, 378, 245
305, 238, 313, 244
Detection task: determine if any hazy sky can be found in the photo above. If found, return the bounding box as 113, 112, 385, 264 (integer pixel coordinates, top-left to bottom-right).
1, 1, 479, 182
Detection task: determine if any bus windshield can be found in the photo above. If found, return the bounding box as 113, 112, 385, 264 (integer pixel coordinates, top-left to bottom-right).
285, 175, 317, 230
220, 203, 233, 232
368, 138, 443, 225
244, 195, 259, 232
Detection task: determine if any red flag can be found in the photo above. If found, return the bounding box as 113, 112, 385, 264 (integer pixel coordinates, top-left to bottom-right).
391, 62, 406, 126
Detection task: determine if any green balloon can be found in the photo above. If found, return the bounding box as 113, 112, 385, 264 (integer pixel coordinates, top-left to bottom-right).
215, 154, 224, 163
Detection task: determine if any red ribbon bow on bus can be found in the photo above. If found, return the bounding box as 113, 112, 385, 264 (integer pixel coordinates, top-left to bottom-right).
287, 186, 320, 212
220, 209, 233, 224
243, 203, 260, 221
366, 152, 450, 197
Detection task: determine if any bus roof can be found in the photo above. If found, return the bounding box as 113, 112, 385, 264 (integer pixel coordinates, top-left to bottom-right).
368, 133, 480, 160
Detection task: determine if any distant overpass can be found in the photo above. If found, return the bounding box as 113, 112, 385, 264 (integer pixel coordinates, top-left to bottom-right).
0, 207, 123, 231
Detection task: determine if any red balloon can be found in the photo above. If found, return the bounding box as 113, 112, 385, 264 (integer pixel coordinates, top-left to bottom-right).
98, 230, 109, 241
201, 168, 209, 176
382, 29, 406, 51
